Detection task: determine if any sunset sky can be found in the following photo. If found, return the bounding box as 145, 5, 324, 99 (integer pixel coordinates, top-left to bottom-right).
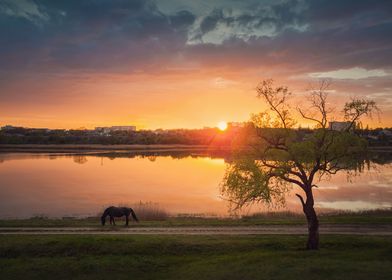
1, 0, 392, 129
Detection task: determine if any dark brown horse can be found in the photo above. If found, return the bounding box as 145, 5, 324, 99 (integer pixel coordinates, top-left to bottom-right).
101, 206, 139, 226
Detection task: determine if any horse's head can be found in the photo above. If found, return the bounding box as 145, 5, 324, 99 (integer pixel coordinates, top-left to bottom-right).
101, 215, 106, 226
130, 208, 139, 222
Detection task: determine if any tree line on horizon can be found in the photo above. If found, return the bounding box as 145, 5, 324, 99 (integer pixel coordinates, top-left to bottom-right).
0, 126, 238, 146
0, 124, 391, 146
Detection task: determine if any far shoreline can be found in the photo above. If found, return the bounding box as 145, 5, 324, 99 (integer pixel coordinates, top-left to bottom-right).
0, 144, 390, 153
0, 144, 232, 153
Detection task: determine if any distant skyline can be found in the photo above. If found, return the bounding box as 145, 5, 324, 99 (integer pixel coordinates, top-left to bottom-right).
1, 0, 392, 129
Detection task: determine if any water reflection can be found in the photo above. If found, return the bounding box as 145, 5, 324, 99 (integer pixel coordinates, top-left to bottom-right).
0, 152, 391, 218
73, 156, 88, 164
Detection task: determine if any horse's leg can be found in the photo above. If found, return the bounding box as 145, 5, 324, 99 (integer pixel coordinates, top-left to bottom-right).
125, 215, 129, 226
110, 216, 113, 225
112, 217, 116, 226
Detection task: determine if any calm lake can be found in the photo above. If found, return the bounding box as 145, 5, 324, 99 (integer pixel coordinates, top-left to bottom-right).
0, 152, 391, 218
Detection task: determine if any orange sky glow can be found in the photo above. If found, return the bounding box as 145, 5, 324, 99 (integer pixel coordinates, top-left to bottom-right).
1, 71, 389, 130
1, 0, 391, 130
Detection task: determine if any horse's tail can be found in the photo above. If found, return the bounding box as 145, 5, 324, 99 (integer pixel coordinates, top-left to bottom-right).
130, 208, 139, 222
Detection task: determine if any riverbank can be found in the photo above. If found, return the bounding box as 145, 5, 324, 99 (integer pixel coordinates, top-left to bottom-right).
1, 234, 391, 280
0, 144, 228, 153
0, 143, 390, 154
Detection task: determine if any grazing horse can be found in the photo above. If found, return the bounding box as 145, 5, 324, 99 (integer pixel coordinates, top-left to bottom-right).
101, 206, 139, 226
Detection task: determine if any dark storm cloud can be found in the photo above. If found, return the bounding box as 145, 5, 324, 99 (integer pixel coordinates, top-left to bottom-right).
0, 0, 195, 74
193, 0, 307, 43
306, 0, 392, 23
200, 9, 223, 34
186, 0, 392, 75
0, 0, 392, 76
169, 10, 196, 29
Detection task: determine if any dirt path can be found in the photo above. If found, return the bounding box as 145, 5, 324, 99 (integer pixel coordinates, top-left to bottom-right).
1, 225, 392, 235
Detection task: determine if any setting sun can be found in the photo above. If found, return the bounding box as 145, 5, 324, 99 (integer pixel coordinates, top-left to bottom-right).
217, 121, 228, 131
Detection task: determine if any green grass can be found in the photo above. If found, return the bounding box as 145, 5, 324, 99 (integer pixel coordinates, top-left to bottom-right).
0, 235, 391, 279
1, 209, 391, 227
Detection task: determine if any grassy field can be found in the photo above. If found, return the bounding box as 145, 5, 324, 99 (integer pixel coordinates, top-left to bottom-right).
1, 209, 391, 227
0, 234, 391, 280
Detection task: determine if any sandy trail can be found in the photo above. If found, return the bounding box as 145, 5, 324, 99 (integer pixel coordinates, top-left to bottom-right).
1, 225, 392, 235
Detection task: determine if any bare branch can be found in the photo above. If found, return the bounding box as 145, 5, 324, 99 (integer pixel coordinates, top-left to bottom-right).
256, 79, 295, 129
295, 193, 305, 208
298, 108, 324, 127
343, 98, 380, 131
297, 80, 332, 129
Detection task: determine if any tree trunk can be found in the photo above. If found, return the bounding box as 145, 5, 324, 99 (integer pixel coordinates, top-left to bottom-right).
297, 189, 319, 250
303, 203, 319, 250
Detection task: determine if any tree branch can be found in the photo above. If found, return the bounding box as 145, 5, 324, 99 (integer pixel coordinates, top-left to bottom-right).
295, 193, 305, 208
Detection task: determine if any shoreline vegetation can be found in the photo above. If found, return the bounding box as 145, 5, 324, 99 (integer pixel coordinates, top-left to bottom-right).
0, 144, 227, 152
0, 143, 391, 153
1, 209, 391, 227
1, 124, 391, 150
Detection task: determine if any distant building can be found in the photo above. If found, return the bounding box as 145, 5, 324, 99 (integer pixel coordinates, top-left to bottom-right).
328, 121, 353, 131
94, 126, 136, 134
228, 122, 246, 128
380, 129, 392, 137
1, 125, 20, 131
153, 129, 168, 134
110, 126, 136, 132
1, 125, 50, 131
